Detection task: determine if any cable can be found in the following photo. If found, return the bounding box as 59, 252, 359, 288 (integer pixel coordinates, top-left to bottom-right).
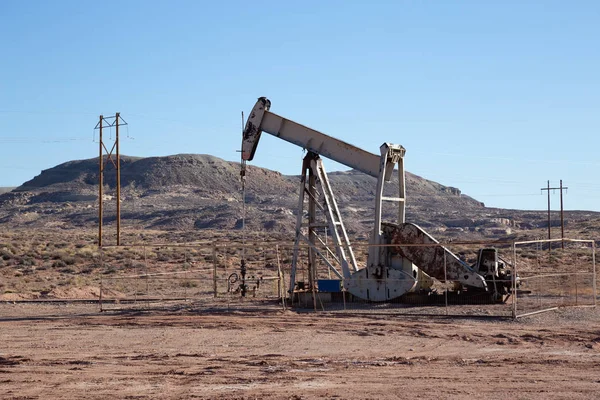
417, 151, 600, 168
471, 194, 544, 197
126, 124, 134, 140
0, 137, 87, 143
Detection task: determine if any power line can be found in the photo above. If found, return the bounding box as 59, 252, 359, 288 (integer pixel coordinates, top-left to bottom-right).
0, 137, 87, 143
0, 110, 98, 116
0, 165, 40, 171
419, 151, 600, 168
540, 180, 568, 249
469, 193, 542, 197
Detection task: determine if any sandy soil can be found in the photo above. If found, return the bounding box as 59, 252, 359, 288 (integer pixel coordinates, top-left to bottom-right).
1, 303, 599, 399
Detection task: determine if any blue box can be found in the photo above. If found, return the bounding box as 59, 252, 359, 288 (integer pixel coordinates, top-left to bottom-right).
317, 279, 341, 292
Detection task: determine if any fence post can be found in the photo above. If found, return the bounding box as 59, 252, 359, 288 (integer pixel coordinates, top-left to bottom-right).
99, 276, 103, 312
593, 241, 597, 308
276, 245, 287, 311
512, 242, 517, 319
99, 247, 104, 312
212, 243, 218, 298
444, 249, 448, 315
183, 251, 188, 302
134, 249, 138, 305
144, 245, 150, 309
575, 272, 578, 306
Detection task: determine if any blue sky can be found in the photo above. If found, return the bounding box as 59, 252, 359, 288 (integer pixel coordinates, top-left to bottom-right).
1, 1, 599, 211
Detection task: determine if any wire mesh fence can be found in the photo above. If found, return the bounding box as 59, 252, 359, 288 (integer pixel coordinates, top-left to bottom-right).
288, 279, 515, 317
8, 236, 591, 318
97, 244, 217, 311
210, 238, 595, 318
212, 242, 287, 312
512, 238, 597, 317
95, 243, 288, 312
280, 240, 517, 317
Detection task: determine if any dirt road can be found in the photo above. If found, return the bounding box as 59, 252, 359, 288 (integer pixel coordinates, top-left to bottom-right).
1, 304, 599, 399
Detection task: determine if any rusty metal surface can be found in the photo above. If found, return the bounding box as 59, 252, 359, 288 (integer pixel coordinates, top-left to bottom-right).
241, 97, 271, 161
384, 223, 486, 289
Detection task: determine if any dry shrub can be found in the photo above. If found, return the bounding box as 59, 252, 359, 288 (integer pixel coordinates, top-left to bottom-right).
52, 260, 67, 269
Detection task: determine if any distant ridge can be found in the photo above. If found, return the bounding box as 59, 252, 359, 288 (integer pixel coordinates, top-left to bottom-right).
1, 154, 599, 240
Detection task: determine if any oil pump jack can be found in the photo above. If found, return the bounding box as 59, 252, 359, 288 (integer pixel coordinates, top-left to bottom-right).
241, 97, 513, 302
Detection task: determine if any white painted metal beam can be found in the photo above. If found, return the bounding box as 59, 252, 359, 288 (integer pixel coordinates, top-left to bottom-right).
259, 111, 382, 177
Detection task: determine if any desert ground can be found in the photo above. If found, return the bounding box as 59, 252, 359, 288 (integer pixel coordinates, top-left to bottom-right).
1, 228, 598, 399
1, 302, 599, 400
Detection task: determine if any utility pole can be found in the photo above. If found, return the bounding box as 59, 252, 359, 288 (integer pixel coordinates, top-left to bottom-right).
98, 115, 103, 247
116, 113, 121, 246
547, 180, 551, 241
94, 114, 128, 247
560, 180, 566, 249
540, 180, 568, 250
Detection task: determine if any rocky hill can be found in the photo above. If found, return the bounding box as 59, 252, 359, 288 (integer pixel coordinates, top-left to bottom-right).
1, 154, 599, 242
